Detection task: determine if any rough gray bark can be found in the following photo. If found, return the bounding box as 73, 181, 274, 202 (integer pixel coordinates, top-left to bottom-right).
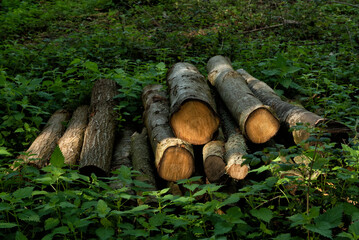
79, 79, 117, 177
237, 69, 351, 145
167, 62, 220, 145
131, 128, 157, 190
58, 105, 89, 166
17, 109, 70, 168
207, 56, 280, 144
142, 84, 195, 181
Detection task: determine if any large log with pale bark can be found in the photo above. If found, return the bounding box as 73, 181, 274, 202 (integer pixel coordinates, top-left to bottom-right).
167, 62, 220, 145
58, 105, 89, 166
142, 84, 195, 181
79, 79, 117, 177
17, 109, 70, 168
237, 69, 351, 145
207, 56, 280, 144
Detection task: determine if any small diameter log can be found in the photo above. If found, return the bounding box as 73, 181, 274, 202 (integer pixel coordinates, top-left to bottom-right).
218, 99, 250, 180
58, 105, 89, 166
167, 62, 220, 145
110, 127, 135, 191
17, 109, 70, 168
237, 69, 351, 145
207, 56, 280, 144
142, 84, 195, 181
79, 79, 117, 177
203, 140, 226, 183
131, 128, 157, 190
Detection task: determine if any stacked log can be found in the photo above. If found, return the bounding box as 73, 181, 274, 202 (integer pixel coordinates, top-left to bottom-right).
237, 69, 351, 145
207, 56, 280, 144
17, 109, 70, 168
142, 84, 195, 181
167, 62, 220, 145
79, 79, 117, 177
58, 105, 89, 166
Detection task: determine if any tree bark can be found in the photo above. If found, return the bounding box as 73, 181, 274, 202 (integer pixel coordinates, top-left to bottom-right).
167, 62, 220, 145
203, 140, 226, 183
142, 84, 195, 181
237, 69, 351, 145
17, 109, 70, 168
207, 56, 280, 144
131, 128, 157, 190
217, 99, 250, 180
79, 79, 117, 177
58, 105, 89, 166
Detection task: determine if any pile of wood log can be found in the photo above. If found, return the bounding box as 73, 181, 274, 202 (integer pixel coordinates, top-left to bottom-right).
16, 56, 351, 191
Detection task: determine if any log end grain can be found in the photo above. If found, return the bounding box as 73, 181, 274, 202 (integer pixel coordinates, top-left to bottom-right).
245, 107, 280, 144
170, 100, 220, 145
204, 156, 227, 183
158, 146, 194, 181
226, 164, 249, 180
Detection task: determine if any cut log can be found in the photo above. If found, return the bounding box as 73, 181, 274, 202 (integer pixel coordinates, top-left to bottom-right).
79, 79, 117, 177
203, 140, 226, 183
217, 99, 250, 180
237, 69, 351, 145
58, 105, 89, 166
167, 62, 220, 145
17, 109, 70, 168
142, 84, 195, 181
111, 126, 135, 171
110, 127, 135, 191
207, 56, 280, 144
130, 128, 157, 190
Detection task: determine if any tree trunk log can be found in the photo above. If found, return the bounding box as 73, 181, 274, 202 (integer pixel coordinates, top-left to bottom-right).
217, 99, 250, 180
131, 128, 157, 190
58, 105, 89, 166
203, 140, 226, 183
17, 109, 70, 168
142, 84, 195, 181
79, 79, 117, 177
167, 62, 220, 145
207, 56, 280, 144
111, 126, 135, 171
237, 69, 351, 145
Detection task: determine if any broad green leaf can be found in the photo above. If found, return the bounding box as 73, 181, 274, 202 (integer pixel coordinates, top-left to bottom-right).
0, 202, 12, 211
349, 221, 359, 236
214, 220, 233, 235
96, 199, 110, 218
52, 226, 69, 235
225, 207, 245, 224
18, 210, 40, 222
250, 208, 273, 223
84, 61, 99, 72
280, 78, 292, 88
0, 147, 12, 156
45, 218, 60, 230
273, 233, 291, 240
13, 186, 34, 199
50, 145, 65, 168
314, 205, 343, 228
149, 213, 166, 227
261, 69, 280, 76
96, 227, 115, 240
70, 58, 82, 65
0, 222, 18, 228
305, 223, 332, 239
15, 231, 28, 240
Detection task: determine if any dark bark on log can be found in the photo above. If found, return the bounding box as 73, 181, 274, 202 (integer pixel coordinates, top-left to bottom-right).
58, 105, 89, 166
17, 109, 70, 168
131, 128, 157, 190
109, 127, 135, 191
237, 69, 351, 145
203, 140, 226, 183
207, 56, 280, 144
79, 79, 117, 177
217, 99, 250, 180
167, 62, 220, 145
111, 127, 135, 171
142, 84, 195, 181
